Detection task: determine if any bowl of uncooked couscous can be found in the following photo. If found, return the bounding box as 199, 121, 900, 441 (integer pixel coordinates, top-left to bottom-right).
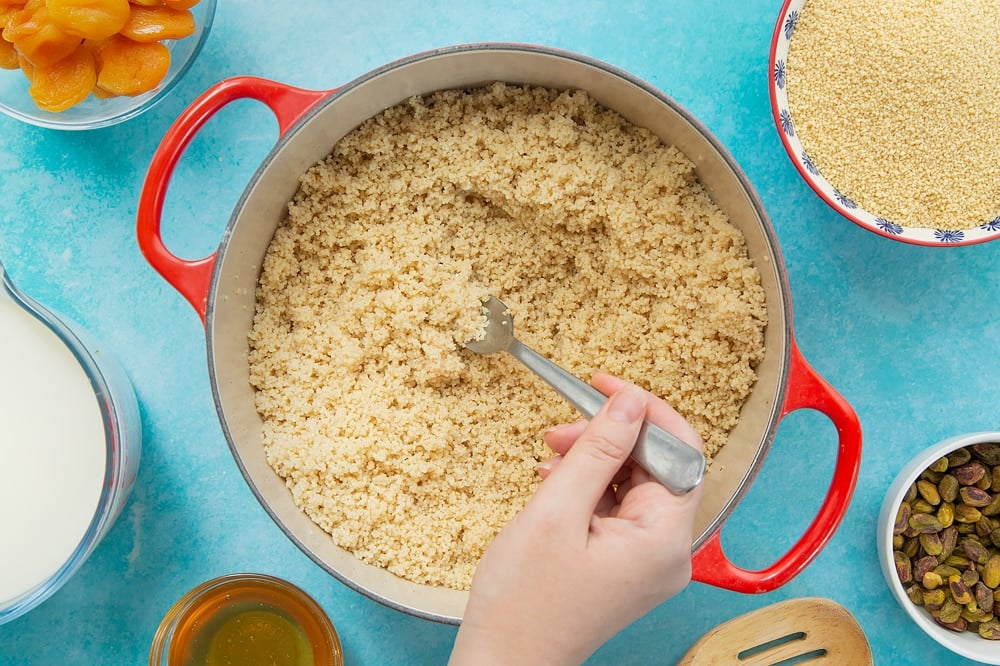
138, 44, 862, 624
769, 0, 1000, 246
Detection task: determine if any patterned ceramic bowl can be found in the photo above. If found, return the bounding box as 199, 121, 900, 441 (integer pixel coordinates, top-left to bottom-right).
0, 0, 216, 130
768, 0, 1000, 246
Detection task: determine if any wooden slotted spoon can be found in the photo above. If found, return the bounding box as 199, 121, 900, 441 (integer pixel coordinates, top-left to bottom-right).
677, 597, 873, 665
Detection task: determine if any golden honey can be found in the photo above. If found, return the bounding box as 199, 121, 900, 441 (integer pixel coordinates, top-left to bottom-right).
149, 574, 343, 666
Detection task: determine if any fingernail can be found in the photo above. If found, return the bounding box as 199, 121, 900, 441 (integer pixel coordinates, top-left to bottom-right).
607, 384, 647, 423
536, 456, 561, 475
544, 422, 576, 435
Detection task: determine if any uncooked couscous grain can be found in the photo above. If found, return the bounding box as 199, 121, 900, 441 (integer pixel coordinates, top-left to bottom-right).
247, 83, 767, 590
786, 0, 1000, 231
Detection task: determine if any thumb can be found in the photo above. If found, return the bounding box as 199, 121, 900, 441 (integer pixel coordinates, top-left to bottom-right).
534, 384, 648, 527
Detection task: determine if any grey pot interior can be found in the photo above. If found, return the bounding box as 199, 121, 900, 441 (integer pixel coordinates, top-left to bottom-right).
204, 44, 790, 624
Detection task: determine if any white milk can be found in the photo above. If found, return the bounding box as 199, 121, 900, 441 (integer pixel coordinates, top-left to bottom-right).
0, 293, 107, 606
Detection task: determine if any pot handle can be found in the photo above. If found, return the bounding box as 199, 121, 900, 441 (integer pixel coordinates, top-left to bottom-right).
690, 338, 862, 592
137, 76, 330, 324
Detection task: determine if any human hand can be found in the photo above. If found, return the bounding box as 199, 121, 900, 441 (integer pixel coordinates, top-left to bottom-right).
449, 372, 704, 666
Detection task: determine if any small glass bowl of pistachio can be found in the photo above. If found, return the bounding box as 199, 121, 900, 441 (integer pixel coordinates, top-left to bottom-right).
878, 432, 1000, 664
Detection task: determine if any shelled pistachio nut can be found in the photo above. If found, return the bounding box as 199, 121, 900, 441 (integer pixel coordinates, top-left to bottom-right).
892, 444, 1000, 640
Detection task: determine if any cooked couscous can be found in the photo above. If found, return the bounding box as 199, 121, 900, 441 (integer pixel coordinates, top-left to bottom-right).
247, 83, 767, 590
786, 0, 1000, 231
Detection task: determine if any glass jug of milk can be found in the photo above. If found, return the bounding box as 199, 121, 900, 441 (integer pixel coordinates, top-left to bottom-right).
0, 260, 141, 625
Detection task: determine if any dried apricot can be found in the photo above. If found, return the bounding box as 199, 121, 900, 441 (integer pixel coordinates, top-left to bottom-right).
0, 5, 18, 69
119, 4, 193, 42
16, 51, 32, 79
0, 7, 21, 26
94, 33, 168, 96
1, 0, 40, 37
1, 4, 24, 28
3, 3, 82, 68
47, 0, 131, 41
28, 44, 95, 111
0, 35, 17, 68
1, 0, 201, 110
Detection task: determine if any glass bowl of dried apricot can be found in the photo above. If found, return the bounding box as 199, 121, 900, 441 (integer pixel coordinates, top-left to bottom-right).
0, 0, 216, 130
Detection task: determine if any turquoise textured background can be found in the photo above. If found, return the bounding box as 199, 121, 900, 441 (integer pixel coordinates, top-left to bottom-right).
2, 1, 999, 664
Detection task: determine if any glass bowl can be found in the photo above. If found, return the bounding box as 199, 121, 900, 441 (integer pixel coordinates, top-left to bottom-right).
769, 0, 1000, 246
877, 431, 1000, 664
0, 262, 141, 625
149, 573, 344, 666
0, 0, 216, 130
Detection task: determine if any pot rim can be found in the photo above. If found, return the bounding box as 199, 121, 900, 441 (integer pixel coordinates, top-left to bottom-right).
207, 39, 792, 547
210, 42, 790, 621
133, 42, 860, 624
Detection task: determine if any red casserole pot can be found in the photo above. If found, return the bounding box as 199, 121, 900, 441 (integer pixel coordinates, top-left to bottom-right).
137, 44, 862, 624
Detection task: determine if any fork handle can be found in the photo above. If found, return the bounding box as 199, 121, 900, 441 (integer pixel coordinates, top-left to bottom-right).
507, 339, 705, 494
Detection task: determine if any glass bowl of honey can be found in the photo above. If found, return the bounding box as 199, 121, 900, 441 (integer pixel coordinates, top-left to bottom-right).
149, 573, 344, 666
